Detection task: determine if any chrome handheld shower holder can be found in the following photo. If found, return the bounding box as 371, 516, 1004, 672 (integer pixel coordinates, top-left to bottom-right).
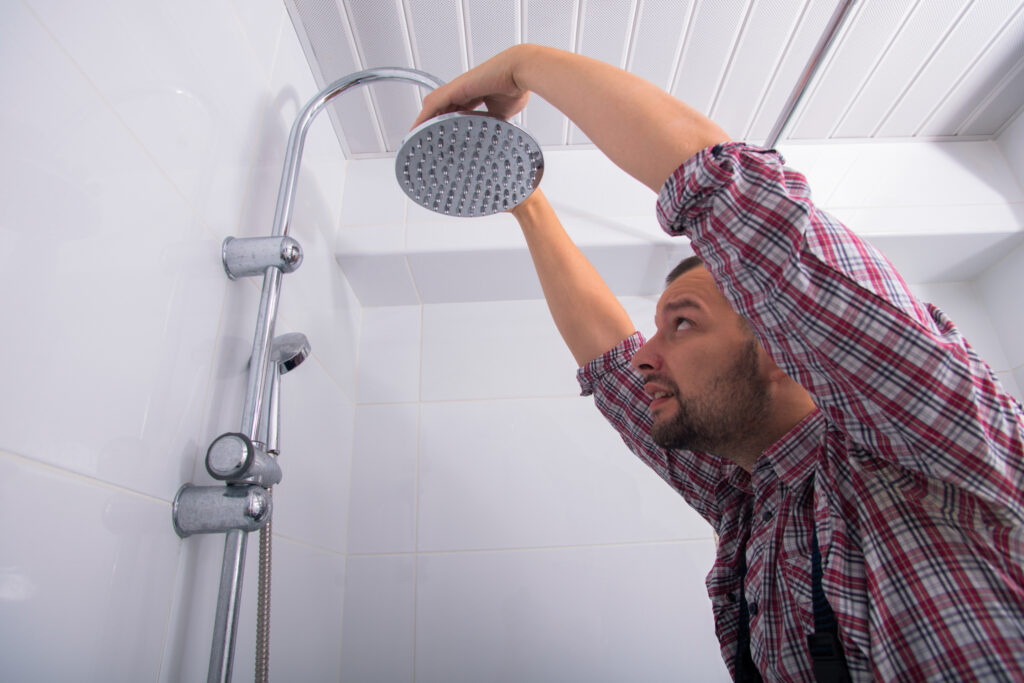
171, 67, 446, 683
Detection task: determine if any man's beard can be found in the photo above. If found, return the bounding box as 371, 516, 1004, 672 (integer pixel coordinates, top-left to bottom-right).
649, 338, 769, 455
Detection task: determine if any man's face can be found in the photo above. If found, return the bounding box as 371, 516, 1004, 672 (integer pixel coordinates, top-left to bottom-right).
630, 266, 771, 455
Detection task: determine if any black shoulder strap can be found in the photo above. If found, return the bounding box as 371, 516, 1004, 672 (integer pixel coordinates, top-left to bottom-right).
808, 532, 851, 682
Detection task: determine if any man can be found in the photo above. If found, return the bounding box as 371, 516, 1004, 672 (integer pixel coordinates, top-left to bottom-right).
414, 45, 1024, 681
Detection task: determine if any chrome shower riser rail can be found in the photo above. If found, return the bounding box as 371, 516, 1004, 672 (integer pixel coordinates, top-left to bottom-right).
208, 67, 445, 683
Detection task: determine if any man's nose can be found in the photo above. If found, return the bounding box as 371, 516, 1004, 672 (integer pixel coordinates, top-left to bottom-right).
631, 339, 660, 372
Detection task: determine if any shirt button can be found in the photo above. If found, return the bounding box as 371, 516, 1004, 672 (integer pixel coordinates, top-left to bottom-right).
762, 510, 773, 523
748, 601, 759, 616
726, 592, 737, 603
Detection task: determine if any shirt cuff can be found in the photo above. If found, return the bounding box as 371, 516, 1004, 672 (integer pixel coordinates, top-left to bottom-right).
656, 142, 784, 237
576, 332, 646, 396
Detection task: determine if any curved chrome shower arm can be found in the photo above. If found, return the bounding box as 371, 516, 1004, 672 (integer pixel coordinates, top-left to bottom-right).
270, 67, 446, 239
242, 67, 445, 439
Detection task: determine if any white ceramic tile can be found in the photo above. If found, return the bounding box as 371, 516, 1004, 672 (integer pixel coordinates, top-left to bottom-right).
415, 542, 728, 682
163, 530, 345, 683
908, 282, 1010, 372
0, 453, 179, 682
0, 3, 225, 500
420, 299, 580, 400
341, 158, 409, 226
341, 555, 416, 683
357, 306, 422, 404
27, 0, 275, 227
268, 355, 356, 553
827, 141, 1023, 209
418, 397, 712, 552
1014, 367, 1024, 404
996, 371, 1022, 405
776, 142, 864, 208
540, 149, 658, 218
997, 110, 1024, 190
227, 0, 286, 84
976, 242, 1024, 369
867, 231, 1024, 284
833, 203, 1024, 236
337, 252, 422, 306
407, 248, 545, 303
348, 405, 420, 554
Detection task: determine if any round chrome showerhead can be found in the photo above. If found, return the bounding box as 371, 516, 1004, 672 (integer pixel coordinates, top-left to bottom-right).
396, 111, 544, 217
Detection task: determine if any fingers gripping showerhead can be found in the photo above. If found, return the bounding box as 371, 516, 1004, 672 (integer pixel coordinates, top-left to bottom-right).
397, 112, 544, 217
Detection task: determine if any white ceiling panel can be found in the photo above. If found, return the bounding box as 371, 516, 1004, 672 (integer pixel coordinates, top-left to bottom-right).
523, 0, 577, 146
285, 0, 1024, 158
961, 56, 1024, 135
627, 0, 694, 92
709, 0, 808, 141
920, 4, 1024, 136
876, 0, 1021, 137
789, 0, 917, 140
832, 0, 967, 139
671, 0, 750, 116
568, 0, 636, 144
406, 0, 468, 82
465, 0, 519, 67
347, 0, 420, 151
745, 0, 840, 141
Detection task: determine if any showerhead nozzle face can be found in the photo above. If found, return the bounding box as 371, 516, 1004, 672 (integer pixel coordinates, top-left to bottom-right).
271, 332, 311, 374
396, 111, 544, 217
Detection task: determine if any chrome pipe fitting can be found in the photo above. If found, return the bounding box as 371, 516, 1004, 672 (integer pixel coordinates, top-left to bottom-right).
205, 432, 282, 488
221, 236, 303, 280
172, 484, 272, 538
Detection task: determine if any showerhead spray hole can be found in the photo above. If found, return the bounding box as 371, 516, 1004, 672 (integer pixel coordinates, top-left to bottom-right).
396, 112, 544, 217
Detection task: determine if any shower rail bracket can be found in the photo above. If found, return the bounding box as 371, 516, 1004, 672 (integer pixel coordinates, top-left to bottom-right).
222, 235, 303, 280
172, 483, 272, 538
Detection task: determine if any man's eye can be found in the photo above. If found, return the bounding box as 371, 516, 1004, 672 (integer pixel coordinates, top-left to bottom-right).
675, 318, 693, 332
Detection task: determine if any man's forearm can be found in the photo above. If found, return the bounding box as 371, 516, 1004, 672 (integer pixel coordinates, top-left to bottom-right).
511, 189, 635, 366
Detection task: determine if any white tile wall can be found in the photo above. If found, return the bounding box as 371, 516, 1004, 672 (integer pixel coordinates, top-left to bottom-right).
0, 453, 180, 683
340, 555, 417, 683
1, 1, 355, 679
415, 542, 728, 683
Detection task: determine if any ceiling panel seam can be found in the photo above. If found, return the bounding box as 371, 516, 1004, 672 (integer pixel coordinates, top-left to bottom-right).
666, 0, 699, 96
707, 0, 759, 121
957, 53, 1024, 136
741, 0, 814, 141
871, 0, 975, 138
568, 0, 586, 145
622, 0, 642, 71
827, 0, 923, 139
783, 0, 866, 139
338, 0, 388, 151
400, 0, 420, 70
460, 0, 473, 67
913, 0, 1021, 137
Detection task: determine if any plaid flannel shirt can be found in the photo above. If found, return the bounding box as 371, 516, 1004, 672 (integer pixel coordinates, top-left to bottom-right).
577, 143, 1024, 681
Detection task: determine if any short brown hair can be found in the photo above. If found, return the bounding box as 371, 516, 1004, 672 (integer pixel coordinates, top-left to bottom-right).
665, 256, 704, 285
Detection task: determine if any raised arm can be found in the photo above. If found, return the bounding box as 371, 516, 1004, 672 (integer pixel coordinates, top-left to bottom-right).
509, 189, 635, 365
413, 44, 729, 192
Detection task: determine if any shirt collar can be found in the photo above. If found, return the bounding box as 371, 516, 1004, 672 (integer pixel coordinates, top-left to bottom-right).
761, 408, 825, 490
